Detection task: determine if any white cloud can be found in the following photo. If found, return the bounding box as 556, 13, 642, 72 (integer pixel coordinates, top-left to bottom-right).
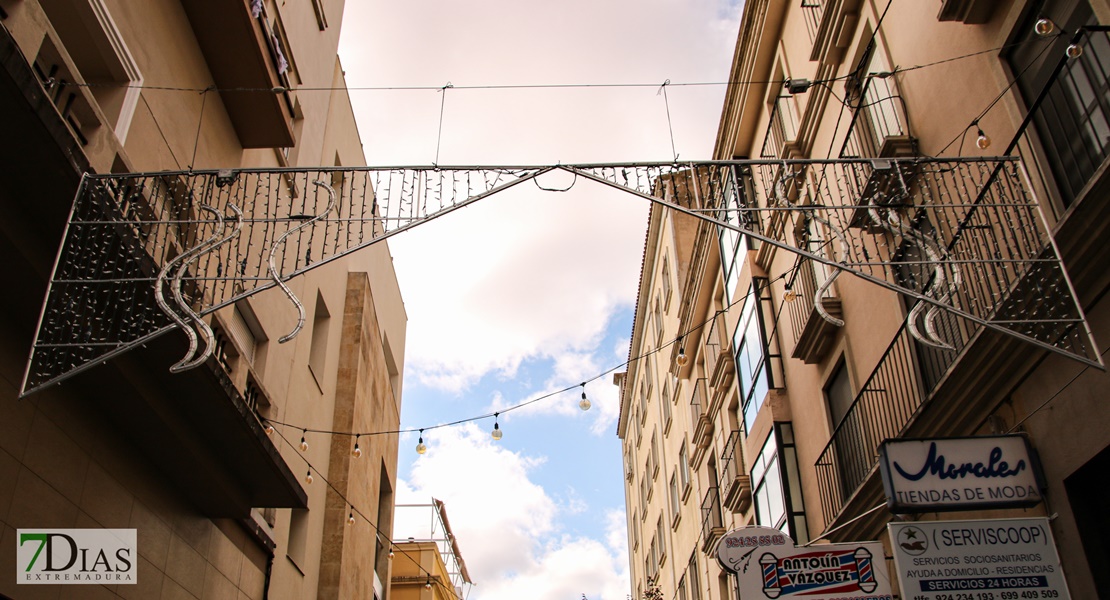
339, 0, 739, 396
395, 425, 629, 599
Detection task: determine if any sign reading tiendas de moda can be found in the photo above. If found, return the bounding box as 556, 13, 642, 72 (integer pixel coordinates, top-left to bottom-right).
716, 526, 892, 600
878, 435, 1043, 513
889, 518, 1071, 600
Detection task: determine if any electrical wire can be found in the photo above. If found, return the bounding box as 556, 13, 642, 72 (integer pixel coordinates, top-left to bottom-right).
270, 425, 463, 596
263, 263, 801, 442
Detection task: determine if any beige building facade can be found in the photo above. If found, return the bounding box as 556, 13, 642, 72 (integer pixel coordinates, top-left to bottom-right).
0, 0, 406, 598
619, 1, 1110, 599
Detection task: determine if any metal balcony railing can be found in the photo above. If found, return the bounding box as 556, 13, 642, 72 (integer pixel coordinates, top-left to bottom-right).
720, 430, 752, 513
1022, 25, 1110, 208
840, 75, 914, 159
760, 96, 800, 159
786, 258, 821, 348
700, 486, 726, 552
690, 378, 713, 450
704, 311, 733, 386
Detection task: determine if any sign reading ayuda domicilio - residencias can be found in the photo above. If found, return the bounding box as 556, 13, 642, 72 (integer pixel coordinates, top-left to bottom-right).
715, 526, 893, 600
877, 435, 1044, 514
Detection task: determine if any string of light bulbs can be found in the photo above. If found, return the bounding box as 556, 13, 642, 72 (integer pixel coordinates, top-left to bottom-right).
936, 18, 1078, 158
268, 424, 462, 597
262, 262, 802, 454
47, 36, 1048, 98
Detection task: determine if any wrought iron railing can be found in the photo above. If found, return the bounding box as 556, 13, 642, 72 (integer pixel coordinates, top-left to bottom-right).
840, 75, 912, 159
1022, 26, 1110, 208
786, 258, 820, 348
760, 96, 800, 159
704, 311, 731, 384
700, 486, 725, 551
720, 430, 752, 512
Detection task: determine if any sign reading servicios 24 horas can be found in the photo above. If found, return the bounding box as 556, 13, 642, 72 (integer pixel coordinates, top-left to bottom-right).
878, 435, 1044, 513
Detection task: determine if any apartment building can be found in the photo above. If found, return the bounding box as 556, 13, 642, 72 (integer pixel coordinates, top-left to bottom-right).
0, 0, 406, 598
618, 0, 1110, 598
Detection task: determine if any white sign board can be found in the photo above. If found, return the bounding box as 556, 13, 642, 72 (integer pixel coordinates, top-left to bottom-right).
889, 518, 1071, 600
878, 435, 1043, 513
717, 526, 893, 600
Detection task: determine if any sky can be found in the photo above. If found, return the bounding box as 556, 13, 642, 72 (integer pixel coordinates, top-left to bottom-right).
337, 2, 741, 598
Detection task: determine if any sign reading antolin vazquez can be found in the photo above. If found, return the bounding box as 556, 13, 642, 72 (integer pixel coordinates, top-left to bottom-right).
878, 435, 1044, 513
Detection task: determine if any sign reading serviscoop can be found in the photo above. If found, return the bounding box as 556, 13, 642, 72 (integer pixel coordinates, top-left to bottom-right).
889, 518, 1070, 600
878, 435, 1043, 513
17, 529, 136, 584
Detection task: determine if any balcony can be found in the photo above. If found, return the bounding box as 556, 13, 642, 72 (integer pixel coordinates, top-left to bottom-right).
179, 0, 295, 148
704, 311, 735, 392
787, 259, 842, 364
700, 486, 726, 553
690, 378, 713, 458
759, 96, 801, 160
840, 74, 915, 160
720, 430, 752, 513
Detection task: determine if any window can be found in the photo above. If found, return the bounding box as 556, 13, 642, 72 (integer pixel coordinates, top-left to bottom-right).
825, 360, 854, 431
656, 517, 667, 567
662, 379, 673, 433
661, 255, 673, 311
308, 291, 330, 387
650, 431, 660, 479
679, 442, 691, 495
1007, 0, 1107, 208
687, 552, 702, 600
35, 0, 144, 143
287, 508, 309, 568
654, 296, 664, 343
678, 575, 688, 600
750, 423, 809, 543
735, 287, 772, 431
632, 510, 640, 551
669, 471, 681, 525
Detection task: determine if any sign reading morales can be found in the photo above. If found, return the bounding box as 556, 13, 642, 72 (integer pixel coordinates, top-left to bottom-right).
716, 526, 893, 600
878, 435, 1043, 513
889, 518, 1071, 600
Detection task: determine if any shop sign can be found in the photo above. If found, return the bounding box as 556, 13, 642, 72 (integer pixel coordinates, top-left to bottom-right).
716, 526, 892, 600
878, 435, 1043, 513
889, 518, 1071, 600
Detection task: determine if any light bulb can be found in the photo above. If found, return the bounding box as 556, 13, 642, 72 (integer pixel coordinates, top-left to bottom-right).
676, 347, 688, 367
579, 391, 592, 411
300, 435, 308, 452
348, 512, 355, 526
1035, 18, 1055, 36
976, 130, 991, 149
352, 437, 362, 458
305, 471, 313, 485
492, 417, 503, 441
425, 580, 432, 590
416, 432, 427, 455
783, 287, 798, 303
388, 550, 395, 560
1067, 44, 1083, 59
264, 423, 274, 436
